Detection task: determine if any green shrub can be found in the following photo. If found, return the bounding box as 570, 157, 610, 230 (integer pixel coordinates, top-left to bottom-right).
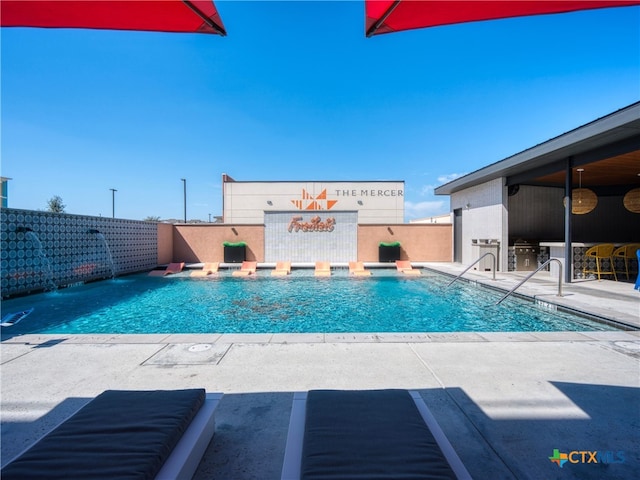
223, 241, 247, 247
379, 241, 401, 247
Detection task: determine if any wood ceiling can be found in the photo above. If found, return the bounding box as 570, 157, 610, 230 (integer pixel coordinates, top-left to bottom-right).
532, 150, 640, 187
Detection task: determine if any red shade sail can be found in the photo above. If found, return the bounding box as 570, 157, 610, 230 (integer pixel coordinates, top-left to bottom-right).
366, 0, 640, 36
1, 0, 226, 35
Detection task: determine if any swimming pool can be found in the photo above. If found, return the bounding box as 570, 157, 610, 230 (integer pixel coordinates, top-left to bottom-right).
0, 270, 617, 334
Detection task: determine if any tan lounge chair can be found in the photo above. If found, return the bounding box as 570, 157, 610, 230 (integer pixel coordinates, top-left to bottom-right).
349, 261, 371, 276
190, 262, 219, 277
271, 261, 291, 276
314, 262, 331, 277
148, 262, 185, 276
232, 261, 257, 277
396, 260, 421, 275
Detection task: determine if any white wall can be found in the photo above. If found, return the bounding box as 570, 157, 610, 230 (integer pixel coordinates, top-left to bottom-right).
223, 181, 404, 224
451, 178, 508, 270
264, 211, 358, 262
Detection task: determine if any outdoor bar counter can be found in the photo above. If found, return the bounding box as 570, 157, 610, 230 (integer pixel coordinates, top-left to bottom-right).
540, 242, 622, 280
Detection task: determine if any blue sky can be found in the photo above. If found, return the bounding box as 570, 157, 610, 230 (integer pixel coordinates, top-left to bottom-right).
2, 1, 639, 221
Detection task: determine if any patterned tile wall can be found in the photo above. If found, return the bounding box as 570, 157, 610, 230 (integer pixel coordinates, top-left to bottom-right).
1, 208, 158, 298
539, 248, 550, 270
264, 211, 357, 262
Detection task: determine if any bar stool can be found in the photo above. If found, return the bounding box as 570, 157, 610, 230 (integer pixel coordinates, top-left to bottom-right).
583, 244, 617, 281
613, 243, 640, 280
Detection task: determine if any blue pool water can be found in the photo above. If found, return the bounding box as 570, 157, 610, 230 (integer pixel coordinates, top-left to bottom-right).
0, 270, 616, 334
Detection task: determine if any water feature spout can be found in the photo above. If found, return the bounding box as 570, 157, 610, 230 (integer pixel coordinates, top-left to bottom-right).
16, 226, 33, 233
23, 231, 57, 292
93, 232, 116, 279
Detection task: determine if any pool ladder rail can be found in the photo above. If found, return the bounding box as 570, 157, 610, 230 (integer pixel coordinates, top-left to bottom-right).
447, 253, 497, 287
447, 254, 564, 305
496, 259, 563, 305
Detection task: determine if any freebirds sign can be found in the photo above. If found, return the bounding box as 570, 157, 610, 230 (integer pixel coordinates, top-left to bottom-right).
288, 215, 336, 233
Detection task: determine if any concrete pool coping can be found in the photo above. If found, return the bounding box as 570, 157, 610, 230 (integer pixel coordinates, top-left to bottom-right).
1, 263, 639, 479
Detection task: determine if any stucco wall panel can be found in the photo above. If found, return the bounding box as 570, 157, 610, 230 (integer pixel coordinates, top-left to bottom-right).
157, 223, 173, 265
357, 224, 452, 262
172, 225, 265, 263
170, 222, 452, 264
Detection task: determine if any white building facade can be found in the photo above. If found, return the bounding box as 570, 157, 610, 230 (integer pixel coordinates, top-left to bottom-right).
222, 175, 405, 225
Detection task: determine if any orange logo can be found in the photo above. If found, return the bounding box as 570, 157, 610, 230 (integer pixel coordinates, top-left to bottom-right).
291, 189, 338, 210
288, 216, 335, 233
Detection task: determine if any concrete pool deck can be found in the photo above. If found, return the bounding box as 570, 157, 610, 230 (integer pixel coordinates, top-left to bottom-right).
1, 264, 638, 479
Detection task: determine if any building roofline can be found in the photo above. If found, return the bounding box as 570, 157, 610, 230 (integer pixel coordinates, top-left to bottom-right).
222, 179, 406, 184
435, 102, 640, 195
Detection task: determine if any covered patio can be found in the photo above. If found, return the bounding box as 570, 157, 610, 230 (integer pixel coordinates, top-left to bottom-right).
435, 102, 640, 283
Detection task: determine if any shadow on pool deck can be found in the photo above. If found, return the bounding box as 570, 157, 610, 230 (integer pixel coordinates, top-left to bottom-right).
2, 332, 639, 479
195, 382, 640, 480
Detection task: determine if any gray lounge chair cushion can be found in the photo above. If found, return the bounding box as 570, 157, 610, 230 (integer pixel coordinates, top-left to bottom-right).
301, 389, 456, 479
1, 389, 206, 480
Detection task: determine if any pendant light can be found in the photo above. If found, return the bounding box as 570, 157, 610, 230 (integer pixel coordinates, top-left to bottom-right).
623, 187, 640, 214
571, 168, 597, 215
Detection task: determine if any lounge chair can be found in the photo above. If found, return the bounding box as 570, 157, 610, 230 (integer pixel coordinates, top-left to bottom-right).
349, 261, 371, 276
148, 262, 185, 276
272, 261, 292, 276
281, 389, 471, 480
314, 262, 331, 277
396, 260, 421, 275
190, 262, 220, 277
1, 389, 222, 480
232, 261, 257, 277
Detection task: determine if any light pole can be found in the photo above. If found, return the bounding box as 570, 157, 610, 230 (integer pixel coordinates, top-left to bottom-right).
110, 188, 117, 218
208, 213, 212, 223
181, 178, 187, 222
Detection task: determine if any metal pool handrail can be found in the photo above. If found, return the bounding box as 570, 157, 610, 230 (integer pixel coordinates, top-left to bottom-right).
496, 259, 563, 305
447, 253, 496, 287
